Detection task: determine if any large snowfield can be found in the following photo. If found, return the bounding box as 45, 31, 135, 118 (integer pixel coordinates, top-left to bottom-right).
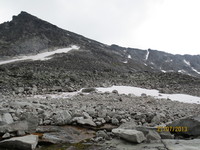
96, 86, 200, 104
33, 86, 200, 104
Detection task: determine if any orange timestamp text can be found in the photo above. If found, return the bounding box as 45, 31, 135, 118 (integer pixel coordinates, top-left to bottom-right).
157, 126, 188, 132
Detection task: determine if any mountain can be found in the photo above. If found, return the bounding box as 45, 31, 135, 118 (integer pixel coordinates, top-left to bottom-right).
1, 11, 200, 96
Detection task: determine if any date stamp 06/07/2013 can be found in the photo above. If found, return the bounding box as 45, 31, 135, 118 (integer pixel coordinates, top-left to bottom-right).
157, 126, 188, 132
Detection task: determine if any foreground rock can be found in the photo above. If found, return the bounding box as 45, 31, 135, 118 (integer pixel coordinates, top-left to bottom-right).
0, 121, 29, 134
0, 134, 38, 150
0, 113, 14, 124
52, 110, 72, 125
168, 114, 200, 137
112, 128, 146, 143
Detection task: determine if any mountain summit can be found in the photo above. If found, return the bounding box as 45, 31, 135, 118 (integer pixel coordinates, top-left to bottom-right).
0, 11, 103, 57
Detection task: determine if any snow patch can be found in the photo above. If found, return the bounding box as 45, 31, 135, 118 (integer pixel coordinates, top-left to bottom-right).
0, 45, 79, 65
178, 70, 185, 73
96, 85, 200, 104
183, 59, 191, 66
123, 60, 128, 64
145, 49, 149, 60
161, 70, 166, 73
128, 55, 132, 59
191, 67, 200, 75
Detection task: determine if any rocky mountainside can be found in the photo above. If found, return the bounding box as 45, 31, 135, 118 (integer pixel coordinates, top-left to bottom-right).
1, 11, 200, 77
1, 11, 200, 96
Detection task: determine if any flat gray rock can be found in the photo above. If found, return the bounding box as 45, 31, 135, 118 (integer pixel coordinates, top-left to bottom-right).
104, 138, 166, 150
112, 128, 146, 143
163, 139, 200, 150
0, 134, 38, 150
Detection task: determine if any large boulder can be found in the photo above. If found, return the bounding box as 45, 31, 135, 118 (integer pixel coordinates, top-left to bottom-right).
0, 113, 14, 124
20, 113, 39, 133
112, 128, 146, 143
73, 117, 96, 127
167, 114, 200, 136
53, 110, 72, 125
0, 134, 38, 150
136, 126, 174, 140
0, 121, 29, 134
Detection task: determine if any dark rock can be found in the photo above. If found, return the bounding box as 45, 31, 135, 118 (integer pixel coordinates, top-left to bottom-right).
81, 88, 96, 93
167, 114, 200, 136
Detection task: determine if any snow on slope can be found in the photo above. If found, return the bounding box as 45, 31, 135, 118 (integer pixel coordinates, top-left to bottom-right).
183, 59, 191, 66
183, 59, 200, 74
145, 49, 149, 60
32, 85, 200, 104
191, 67, 200, 75
0, 45, 79, 65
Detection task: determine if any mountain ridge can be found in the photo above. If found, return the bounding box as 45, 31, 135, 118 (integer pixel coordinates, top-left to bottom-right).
1, 12, 200, 96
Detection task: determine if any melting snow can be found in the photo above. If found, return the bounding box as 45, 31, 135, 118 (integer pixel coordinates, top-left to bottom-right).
0, 45, 79, 65
33, 91, 79, 99
145, 49, 149, 60
178, 70, 185, 73
191, 67, 200, 75
33, 85, 200, 104
96, 86, 200, 104
183, 59, 191, 66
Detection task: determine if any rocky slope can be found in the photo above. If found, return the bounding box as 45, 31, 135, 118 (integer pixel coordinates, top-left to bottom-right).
1, 11, 200, 77
1, 12, 200, 96
1, 90, 200, 149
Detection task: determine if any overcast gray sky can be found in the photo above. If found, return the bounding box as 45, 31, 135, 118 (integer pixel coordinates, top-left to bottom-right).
1, 0, 200, 55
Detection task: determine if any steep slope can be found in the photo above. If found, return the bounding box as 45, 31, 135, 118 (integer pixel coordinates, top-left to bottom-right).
1, 11, 200, 96
0, 11, 104, 57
